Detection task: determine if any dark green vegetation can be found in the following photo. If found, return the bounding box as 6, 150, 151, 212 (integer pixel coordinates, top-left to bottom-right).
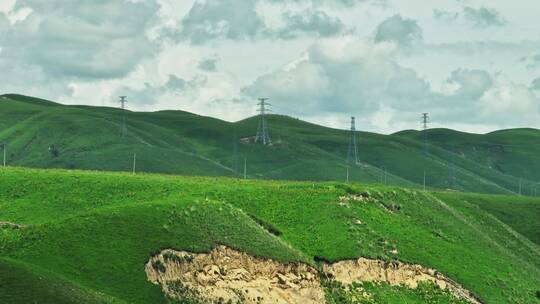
0, 258, 115, 304
324, 281, 469, 304
1, 168, 539, 303
1, 94, 540, 194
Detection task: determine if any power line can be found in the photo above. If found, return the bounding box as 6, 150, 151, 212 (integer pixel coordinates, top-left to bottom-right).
255, 98, 271, 145
232, 133, 239, 174
119, 96, 128, 138
347, 116, 359, 164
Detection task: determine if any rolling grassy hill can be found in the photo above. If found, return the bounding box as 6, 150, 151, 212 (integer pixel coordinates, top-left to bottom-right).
0, 168, 539, 303
1, 93, 540, 195
397, 128, 540, 184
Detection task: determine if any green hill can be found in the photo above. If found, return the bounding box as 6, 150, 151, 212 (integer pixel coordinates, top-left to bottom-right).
395, 128, 540, 188
0, 168, 539, 303
1, 94, 539, 195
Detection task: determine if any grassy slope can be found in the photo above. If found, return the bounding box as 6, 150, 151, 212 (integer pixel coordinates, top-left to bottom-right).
0, 258, 118, 304
396, 128, 540, 184
2, 94, 540, 194
435, 192, 540, 245
0, 168, 539, 303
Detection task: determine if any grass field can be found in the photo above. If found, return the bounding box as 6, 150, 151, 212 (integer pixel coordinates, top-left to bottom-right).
0, 167, 539, 303
1, 94, 540, 195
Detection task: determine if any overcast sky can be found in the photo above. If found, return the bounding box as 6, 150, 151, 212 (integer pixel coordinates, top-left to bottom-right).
1, 0, 539, 133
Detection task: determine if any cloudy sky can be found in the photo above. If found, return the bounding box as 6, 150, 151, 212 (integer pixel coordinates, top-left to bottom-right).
1, 0, 539, 133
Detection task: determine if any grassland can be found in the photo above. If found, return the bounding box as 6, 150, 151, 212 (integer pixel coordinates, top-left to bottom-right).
0, 167, 539, 303
1, 94, 540, 195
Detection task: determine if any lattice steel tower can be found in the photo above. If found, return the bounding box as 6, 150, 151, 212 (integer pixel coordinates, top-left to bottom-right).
347, 116, 359, 164
422, 113, 429, 155
255, 98, 271, 145
119, 96, 128, 137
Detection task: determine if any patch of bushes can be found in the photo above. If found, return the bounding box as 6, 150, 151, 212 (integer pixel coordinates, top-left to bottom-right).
164, 252, 194, 264
152, 260, 166, 273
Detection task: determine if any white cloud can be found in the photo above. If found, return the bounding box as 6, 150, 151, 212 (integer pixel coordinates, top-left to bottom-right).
277, 9, 346, 39
463, 6, 507, 28
1, 0, 539, 134
374, 15, 423, 47
3, 0, 162, 79
433, 6, 507, 29
198, 57, 218, 72
244, 35, 540, 131
532, 77, 540, 91
446, 69, 493, 100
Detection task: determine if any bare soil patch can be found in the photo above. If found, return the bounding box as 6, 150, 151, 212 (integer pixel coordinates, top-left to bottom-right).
146, 246, 482, 304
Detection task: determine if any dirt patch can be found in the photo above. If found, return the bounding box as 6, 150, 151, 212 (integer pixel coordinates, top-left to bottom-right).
324, 257, 482, 304
145, 246, 325, 304
146, 246, 482, 304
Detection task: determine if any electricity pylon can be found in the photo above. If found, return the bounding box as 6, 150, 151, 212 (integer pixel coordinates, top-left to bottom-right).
119, 96, 128, 137
347, 116, 359, 164
422, 113, 429, 155
255, 98, 271, 145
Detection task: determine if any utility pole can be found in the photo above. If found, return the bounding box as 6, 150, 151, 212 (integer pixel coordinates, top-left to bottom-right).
232, 133, 239, 174
347, 116, 359, 164
346, 167, 350, 183
243, 158, 247, 179
132, 153, 137, 174
119, 96, 128, 138
1, 143, 5, 167
255, 98, 271, 145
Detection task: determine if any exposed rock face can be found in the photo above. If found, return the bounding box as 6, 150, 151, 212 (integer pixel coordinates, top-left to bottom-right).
145, 246, 325, 304
145, 246, 482, 304
324, 258, 482, 304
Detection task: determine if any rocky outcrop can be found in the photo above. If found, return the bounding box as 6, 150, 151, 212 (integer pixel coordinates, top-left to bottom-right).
324, 258, 482, 304
145, 246, 325, 304
145, 246, 482, 304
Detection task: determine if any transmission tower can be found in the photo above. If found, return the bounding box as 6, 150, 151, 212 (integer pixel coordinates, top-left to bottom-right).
347, 116, 359, 164
119, 96, 128, 137
255, 98, 271, 145
422, 113, 429, 155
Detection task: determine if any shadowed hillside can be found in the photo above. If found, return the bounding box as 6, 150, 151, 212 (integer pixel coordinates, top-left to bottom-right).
1, 93, 539, 194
